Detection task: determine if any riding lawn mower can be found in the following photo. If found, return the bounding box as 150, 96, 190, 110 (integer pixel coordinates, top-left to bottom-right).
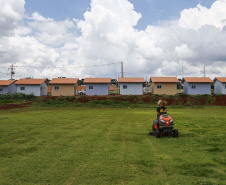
149, 113, 179, 138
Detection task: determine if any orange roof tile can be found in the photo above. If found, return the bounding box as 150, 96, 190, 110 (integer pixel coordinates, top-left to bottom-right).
214, 77, 226, 83
150, 77, 179, 83
0, 80, 16, 86
118, 77, 145, 83
14, 79, 46, 85
84, 78, 111, 83
183, 77, 213, 83
49, 78, 78, 84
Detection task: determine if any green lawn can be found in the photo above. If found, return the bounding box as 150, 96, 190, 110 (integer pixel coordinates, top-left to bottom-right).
0, 106, 225, 184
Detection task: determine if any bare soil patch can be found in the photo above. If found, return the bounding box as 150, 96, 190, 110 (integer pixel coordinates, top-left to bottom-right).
0, 103, 32, 110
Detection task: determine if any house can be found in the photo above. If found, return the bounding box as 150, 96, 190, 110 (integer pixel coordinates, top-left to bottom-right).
49, 78, 79, 96
118, 77, 145, 95
214, 77, 226, 94
150, 77, 179, 95
14, 79, 47, 96
0, 80, 17, 94
182, 77, 213, 95
83, 78, 111, 95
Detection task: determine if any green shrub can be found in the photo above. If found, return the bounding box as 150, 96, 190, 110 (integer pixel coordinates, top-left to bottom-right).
0, 93, 37, 101
205, 97, 216, 105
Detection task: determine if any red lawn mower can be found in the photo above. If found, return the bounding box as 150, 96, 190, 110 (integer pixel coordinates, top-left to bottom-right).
149, 113, 179, 138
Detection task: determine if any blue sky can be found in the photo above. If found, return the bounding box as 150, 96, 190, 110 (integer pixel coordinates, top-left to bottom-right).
1, 0, 226, 79
25, 0, 216, 29
25, 0, 91, 21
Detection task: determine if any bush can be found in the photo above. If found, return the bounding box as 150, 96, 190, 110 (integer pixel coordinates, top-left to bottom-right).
205, 97, 216, 105
0, 93, 37, 101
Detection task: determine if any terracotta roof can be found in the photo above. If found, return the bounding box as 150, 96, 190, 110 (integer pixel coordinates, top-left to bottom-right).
0, 80, 16, 86
214, 77, 226, 83
150, 77, 179, 83
84, 78, 111, 84
14, 79, 46, 85
49, 78, 78, 84
183, 77, 213, 83
118, 77, 145, 83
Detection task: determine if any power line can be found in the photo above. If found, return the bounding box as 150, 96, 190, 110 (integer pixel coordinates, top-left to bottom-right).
0, 62, 123, 79
0, 71, 8, 74
15, 62, 121, 69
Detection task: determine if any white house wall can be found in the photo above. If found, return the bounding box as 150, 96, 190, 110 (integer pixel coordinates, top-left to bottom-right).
86, 83, 109, 95
120, 83, 143, 95
183, 81, 211, 95
214, 80, 226, 94
222, 83, 226, 94
17, 83, 47, 96
40, 82, 47, 96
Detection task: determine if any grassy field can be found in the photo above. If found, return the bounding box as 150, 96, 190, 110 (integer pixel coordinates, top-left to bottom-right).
0, 106, 225, 184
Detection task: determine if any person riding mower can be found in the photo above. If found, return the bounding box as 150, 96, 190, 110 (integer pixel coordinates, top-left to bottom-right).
150, 100, 179, 138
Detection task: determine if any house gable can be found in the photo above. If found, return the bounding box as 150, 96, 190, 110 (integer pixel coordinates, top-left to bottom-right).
118, 77, 145, 95
15, 79, 47, 96
182, 77, 213, 95
150, 77, 178, 95
214, 78, 226, 94
49, 78, 78, 96
84, 78, 111, 96
0, 80, 17, 94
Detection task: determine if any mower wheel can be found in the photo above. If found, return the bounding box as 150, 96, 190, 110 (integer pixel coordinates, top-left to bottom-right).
173, 129, 179, 137
155, 129, 161, 138
152, 124, 156, 131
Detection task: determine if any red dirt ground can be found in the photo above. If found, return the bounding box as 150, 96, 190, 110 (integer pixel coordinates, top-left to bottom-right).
1, 94, 226, 110
0, 103, 31, 110
77, 94, 226, 106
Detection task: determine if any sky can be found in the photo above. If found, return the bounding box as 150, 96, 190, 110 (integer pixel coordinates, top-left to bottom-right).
0, 0, 226, 80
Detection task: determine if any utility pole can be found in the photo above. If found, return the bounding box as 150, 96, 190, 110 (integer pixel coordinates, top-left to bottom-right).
121, 61, 124, 78
182, 62, 184, 77
9, 64, 15, 80
203, 66, 206, 77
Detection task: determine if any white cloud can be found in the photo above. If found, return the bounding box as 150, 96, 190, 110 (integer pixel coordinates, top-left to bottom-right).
28, 18, 77, 46
0, 0, 24, 36
27, 12, 54, 22
1, 0, 226, 80
179, 0, 226, 30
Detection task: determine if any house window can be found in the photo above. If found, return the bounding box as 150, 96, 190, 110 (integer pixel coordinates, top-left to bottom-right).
123, 85, 127, 89
0, 88, 3, 91
55, 86, 59, 90
89, 85, 93, 89
192, 85, 196, 89
157, 85, 162, 89
20, 87, 25, 90
225, 85, 226, 89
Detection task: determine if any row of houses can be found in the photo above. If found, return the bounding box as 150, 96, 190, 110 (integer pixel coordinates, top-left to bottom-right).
0, 77, 226, 96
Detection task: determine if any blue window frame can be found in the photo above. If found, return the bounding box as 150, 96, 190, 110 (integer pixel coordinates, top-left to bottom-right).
55, 86, 59, 90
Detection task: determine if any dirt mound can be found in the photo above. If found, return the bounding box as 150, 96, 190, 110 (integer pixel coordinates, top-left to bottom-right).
0, 103, 31, 110
76, 94, 226, 106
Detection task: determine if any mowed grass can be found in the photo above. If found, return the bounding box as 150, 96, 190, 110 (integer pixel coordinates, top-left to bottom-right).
0, 106, 225, 184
